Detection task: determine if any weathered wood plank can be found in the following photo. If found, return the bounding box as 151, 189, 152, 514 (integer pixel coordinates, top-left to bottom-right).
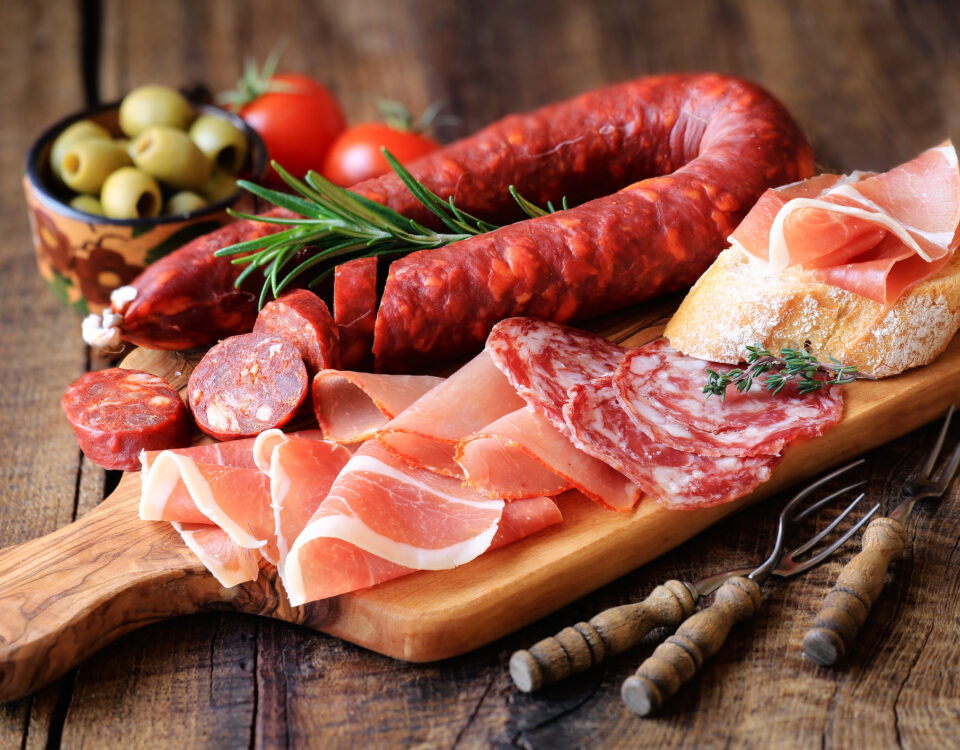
0, 1, 94, 749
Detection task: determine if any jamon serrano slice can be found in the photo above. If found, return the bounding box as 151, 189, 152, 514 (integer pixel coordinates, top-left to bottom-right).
730, 142, 960, 304
563, 377, 779, 509
252, 430, 351, 567
140, 439, 262, 525
613, 339, 844, 457
282, 441, 560, 605
457, 408, 640, 510
141, 450, 274, 550
312, 371, 443, 444
172, 523, 260, 588
376, 351, 525, 476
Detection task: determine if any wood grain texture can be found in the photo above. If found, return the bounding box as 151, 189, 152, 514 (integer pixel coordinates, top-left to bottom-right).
2, 0, 960, 747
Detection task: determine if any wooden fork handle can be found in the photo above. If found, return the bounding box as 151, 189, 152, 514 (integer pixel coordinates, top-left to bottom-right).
620, 576, 761, 717
509, 579, 697, 692
802, 515, 908, 667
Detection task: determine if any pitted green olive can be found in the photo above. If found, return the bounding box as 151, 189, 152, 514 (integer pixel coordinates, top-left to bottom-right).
201, 169, 239, 203
188, 115, 248, 174
60, 139, 133, 194
119, 85, 194, 137
164, 190, 207, 215
50, 120, 111, 179
100, 167, 162, 219
69, 194, 104, 216
131, 126, 211, 191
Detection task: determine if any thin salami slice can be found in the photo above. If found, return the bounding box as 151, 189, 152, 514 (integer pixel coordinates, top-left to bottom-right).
188, 332, 308, 440
486, 317, 626, 428
253, 289, 340, 377
334, 256, 377, 370
563, 376, 779, 509
614, 338, 844, 457
62, 368, 192, 471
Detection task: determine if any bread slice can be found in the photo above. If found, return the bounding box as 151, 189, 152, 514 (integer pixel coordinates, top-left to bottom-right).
663, 246, 960, 378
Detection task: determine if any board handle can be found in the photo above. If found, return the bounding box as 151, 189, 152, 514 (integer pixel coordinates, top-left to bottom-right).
509, 579, 696, 692
0, 480, 221, 702
802, 516, 908, 667
621, 576, 761, 716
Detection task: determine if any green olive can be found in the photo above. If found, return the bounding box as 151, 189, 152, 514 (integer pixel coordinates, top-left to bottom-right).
119, 85, 194, 137
201, 169, 239, 203
188, 115, 248, 174
60, 139, 133, 194
131, 126, 211, 191
49, 120, 111, 179
100, 167, 162, 219
69, 194, 104, 216
164, 190, 207, 215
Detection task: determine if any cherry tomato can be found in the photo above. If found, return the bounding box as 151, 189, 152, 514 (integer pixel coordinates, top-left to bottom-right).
322, 123, 440, 187
239, 74, 346, 187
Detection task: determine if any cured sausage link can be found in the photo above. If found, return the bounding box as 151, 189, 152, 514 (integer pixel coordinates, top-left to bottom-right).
372, 74, 814, 371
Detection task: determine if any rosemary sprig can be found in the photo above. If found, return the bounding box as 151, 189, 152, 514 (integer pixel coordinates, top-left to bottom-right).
216, 149, 563, 306
703, 344, 858, 400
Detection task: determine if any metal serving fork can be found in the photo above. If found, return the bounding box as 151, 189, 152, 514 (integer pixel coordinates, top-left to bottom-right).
509, 461, 879, 697
803, 405, 960, 667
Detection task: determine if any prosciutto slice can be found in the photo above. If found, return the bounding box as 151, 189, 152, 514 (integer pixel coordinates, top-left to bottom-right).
457, 408, 640, 510
614, 339, 844, 457
282, 441, 559, 605
563, 377, 779, 509
312, 371, 443, 443
376, 351, 525, 476
172, 522, 260, 588
253, 430, 351, 567
730, 142, 960, 303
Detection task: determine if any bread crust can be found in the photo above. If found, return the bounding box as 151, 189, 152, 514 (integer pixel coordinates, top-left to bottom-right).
664, 246, 960, 378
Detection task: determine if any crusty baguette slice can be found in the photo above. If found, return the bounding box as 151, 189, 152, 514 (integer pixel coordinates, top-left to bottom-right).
663, 246, 960, 378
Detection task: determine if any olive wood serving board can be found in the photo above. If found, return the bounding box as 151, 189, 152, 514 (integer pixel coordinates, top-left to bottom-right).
1, 330, 959, 703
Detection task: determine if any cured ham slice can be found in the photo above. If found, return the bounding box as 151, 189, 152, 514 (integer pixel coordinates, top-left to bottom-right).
172, 522, 260, 588
140, 439, 262, 525
141, 449, 274, 550
376, 351, 525, 476
312, 371, 443, 444
563, 377, 779, 509
283, 441, 560, 605
730, 142, 960, 304
614, 339, 844, 457
253, 430, 351, 567
283, 490, 561, 605
457, 408, 641, 510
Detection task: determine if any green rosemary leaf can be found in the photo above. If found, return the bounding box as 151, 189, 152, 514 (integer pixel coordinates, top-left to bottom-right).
233, 178, 322, 218
509, 185, 549, 219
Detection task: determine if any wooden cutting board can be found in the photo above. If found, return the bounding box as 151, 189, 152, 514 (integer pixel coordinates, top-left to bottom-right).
1, 326, 958, 703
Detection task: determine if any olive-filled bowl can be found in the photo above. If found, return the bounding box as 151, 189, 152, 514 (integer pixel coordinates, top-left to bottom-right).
24, 100, 267, 315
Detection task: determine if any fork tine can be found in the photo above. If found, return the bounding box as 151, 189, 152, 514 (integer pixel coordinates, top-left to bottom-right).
919, 405, 955, 478
783, 459, 866, 519
789, 490, 868, 559
931, 436, 960, 493
790, 501, 881, 573
793, 480, 868, 524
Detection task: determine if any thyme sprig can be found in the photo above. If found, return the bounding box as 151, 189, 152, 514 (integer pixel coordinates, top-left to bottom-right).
216, 150, 560, 307
703, 345, 858, 400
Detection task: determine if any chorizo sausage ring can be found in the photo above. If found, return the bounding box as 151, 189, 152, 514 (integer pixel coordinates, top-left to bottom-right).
91, 73, 813, 367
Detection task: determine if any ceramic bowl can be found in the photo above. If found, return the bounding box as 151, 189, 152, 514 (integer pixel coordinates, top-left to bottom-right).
23, 101, 267, 315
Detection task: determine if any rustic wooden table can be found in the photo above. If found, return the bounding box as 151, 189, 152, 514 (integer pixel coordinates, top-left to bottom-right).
2, 1, 959, 747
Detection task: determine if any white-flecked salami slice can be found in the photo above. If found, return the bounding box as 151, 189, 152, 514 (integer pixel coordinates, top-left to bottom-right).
614, 338, 844, 457
563, 376, 779, 509
486, 317, 626, 429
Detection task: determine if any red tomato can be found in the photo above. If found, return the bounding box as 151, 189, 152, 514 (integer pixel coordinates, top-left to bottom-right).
239, 74, 346, 187
322, 123, 440, 187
